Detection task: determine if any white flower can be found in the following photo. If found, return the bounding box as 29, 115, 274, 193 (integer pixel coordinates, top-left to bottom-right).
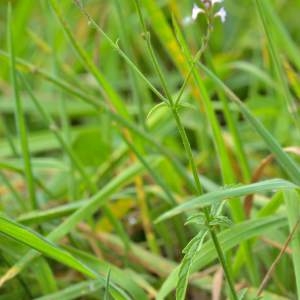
183, 1, 227, 25
214, 7, 227, 23
192, 4, 205, 20
211, 0, 223, 5
201, 0, 223, 8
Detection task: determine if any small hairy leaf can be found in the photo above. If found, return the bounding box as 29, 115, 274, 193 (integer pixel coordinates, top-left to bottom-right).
209, 216, 233, 227
184, 212, 206, 226
176, 231, 208, 300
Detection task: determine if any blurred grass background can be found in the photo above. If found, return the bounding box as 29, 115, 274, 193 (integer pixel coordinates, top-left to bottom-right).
0, 0, 300, 299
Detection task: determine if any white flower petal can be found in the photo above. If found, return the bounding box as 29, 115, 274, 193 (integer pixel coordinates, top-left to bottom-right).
201, 0, 223, 8
214, 7, 227, 23
192, 4, 205, 20
211, 0, 223, 6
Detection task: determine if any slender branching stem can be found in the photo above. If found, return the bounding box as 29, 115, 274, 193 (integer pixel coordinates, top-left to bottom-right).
133, 1, 238, 299
172, 106, 238, 300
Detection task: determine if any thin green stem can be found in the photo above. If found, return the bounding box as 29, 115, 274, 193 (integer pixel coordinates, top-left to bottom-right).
49, 0, 77, 200
209, 226, 238, 300
113, 0, 147, 127
132, 2, 238, 298
7, 4, 37, 210
171, 107, 238, 300
174, 20, 213, 106
171, 108, 203, 194
134, 0, 173, 105
255, 0, 300, 135
73, 0, 168, 104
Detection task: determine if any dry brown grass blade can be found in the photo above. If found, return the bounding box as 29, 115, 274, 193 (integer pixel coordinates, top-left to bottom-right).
77, 222, 176, 278
78, 223, 219, 279
260, 237, 292, 255
244, 147, 300, 217
0, 266, 21, 288
78, 223, 219, 295
212, 267, 223, 300
256, 218, 300, 297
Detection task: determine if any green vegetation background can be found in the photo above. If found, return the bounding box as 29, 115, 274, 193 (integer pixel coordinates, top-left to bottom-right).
0, 1, 300, 299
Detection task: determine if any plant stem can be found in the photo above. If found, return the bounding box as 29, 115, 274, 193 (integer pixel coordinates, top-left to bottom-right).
134, 0, 172, 104
171, 109, 203, 195
133, 1, 238, 298
7, 3, 37, 210
171, 107, 238, 300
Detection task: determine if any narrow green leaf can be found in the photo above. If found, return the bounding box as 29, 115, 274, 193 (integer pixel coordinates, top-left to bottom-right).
199, 63, 300, 185
104, 269, 112, 300
284, 190, 300, 298
0, 160, 152, 287
48, 0, 130, 120
0, 214, 98, 278
7, 2, 37, 209
0, 214, 132, 299
0, 50, 194, 190
65, 245, 149, 300
176, 231, 208, 300
157, 179, 296, 222
35, 279, 104, 300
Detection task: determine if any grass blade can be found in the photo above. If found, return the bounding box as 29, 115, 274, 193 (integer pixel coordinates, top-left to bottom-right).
0, 214, 99, 278
157, 215, 287, 299
199, 63, 300, 185
7, 3, 37, 209
0, 160, 152, 287
284, 190, 300, 298
35, 279, 104, 300
157, 179, 296, 222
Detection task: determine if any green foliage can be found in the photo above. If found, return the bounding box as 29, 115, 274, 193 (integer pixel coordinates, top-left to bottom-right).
0, 0, 300, 299
72, 128, 111, 166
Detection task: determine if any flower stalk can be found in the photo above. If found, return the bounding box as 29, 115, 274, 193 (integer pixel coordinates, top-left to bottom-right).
134, 1, 238, 299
